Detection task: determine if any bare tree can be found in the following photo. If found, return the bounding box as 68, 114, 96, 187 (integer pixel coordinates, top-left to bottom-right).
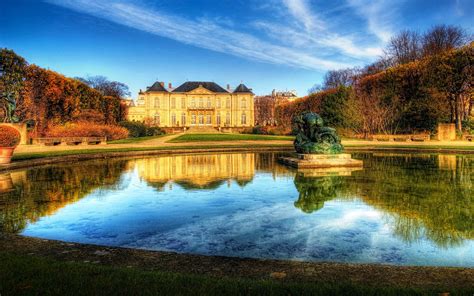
422, 25, 468, 57
386, 30, 421, 65
76, 75, 130, 99
322, 68, 357, 89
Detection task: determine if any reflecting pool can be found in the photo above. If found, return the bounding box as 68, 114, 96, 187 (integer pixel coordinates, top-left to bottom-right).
0, 152, 473, 267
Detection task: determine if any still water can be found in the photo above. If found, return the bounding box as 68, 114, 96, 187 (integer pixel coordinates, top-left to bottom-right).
0, 152, 473, 267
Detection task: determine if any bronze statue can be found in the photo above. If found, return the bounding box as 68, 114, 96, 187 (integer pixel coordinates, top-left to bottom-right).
292, 111, 343, 154
1, 92, 19, 123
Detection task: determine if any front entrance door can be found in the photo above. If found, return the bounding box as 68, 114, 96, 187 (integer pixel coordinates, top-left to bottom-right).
189, 110, 213, 126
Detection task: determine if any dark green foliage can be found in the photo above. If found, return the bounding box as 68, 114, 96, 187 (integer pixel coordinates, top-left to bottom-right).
118, 121, 164, 138
319, 86, 351, 128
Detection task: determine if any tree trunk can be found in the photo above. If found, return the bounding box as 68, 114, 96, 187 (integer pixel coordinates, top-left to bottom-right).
454, 94, 462, 133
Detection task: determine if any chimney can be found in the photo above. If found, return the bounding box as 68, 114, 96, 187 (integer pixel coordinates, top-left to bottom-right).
160, 81, 164, 87
168, 82, 172, 89
227, 84, 230, 91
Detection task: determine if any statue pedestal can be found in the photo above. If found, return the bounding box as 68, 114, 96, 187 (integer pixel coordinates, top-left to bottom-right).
0, 123, 28, 145
279, 153, 363, 169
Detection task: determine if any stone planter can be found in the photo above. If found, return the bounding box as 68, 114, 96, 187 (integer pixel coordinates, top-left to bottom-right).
0, 147, 16, 164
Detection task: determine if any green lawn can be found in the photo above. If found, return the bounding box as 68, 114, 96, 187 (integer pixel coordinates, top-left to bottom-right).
11, 144, 292, 161
168, 133, 294, 143
107, 134, 166, 144
344, 143, 474, 150
0, 253, 449, 296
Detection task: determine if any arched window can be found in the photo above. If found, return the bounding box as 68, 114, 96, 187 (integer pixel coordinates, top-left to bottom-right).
181, 113, 186, 125
198, 114, 204, 124
154, 113, 160, 126
241, 113, 246, 125
206, 114, 211, 124
241, 98, 246, 109
154, 97, 160, 108
216, 113, 221, 125
171, 113, 176, 126
191, 114, 196, 124
226, 112, 230, 125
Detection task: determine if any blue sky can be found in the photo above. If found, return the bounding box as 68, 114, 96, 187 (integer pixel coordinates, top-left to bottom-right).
1, 0, 472, 97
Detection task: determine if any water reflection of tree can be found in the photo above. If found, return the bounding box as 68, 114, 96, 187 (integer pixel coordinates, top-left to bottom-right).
0, 159, 128, 233
349, 153, 473, 248
293, 174, 346, 213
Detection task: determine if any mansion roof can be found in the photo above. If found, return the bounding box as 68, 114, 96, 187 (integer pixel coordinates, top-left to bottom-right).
145, 81, 253, 94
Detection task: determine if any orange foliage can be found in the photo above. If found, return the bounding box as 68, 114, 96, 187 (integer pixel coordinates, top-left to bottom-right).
275, 88, 338, 129
45, 123, 128, 140
0, 126, 21, 147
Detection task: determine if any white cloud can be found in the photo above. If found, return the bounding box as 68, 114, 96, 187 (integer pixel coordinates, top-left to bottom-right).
46, 0, 396, 72
346, 0, 399, 42
46, 0, 352, 71
281, 0, 324, 31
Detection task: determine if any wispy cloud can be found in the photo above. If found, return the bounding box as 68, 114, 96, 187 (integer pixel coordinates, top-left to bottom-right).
46, 0, 391, 71
281, 0, 324, 31
47, 0, 352, 71
346, 0, 400, 42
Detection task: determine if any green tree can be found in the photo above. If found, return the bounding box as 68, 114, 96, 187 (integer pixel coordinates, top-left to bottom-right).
425, 44, 473, 132
0, 49, 27, 122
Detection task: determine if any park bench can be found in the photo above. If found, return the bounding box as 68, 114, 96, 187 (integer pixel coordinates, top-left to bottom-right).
463, 135, 473, 142
32, 137, 107, 146
370, 134, 430, 142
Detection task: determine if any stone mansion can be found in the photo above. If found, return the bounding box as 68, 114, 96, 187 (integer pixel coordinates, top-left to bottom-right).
127, 81, 255, 129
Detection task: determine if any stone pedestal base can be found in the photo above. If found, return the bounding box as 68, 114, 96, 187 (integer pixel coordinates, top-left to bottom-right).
279, 153, 363, 169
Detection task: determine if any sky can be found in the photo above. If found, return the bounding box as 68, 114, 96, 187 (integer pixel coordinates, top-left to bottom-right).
1, 0, 473, 97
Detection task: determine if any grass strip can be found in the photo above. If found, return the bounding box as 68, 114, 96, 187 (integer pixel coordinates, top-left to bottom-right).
11, 144, 292, 161
107, 135, 166, 144
0, 252, 452, 296
168, 134, 294, 143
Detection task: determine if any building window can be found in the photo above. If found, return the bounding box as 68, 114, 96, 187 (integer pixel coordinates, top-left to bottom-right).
207, 98, 211, 108
181, 113, 186, 125
206, 114, 211, 124
216, 113, 221, 125
154, 113, 160, 126
226, 112, 230, 125
191, 98, 196, 107
198, 114, 204, 124
217, 98, 221, 108
226, 97, 231, 108
241, 98, 246, 109
199, 98, 204, 108
181, 98, 186, 108
171, 113, 176, 126
191, 114, 196, 124
241, 113, 247, 125
171, 97, 176, 109
154, 97, 160, 108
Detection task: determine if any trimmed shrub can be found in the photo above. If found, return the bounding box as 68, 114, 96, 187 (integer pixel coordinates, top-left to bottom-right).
0, 126, 21, 147
46, 123, 128, 141
118, 121, 164, 138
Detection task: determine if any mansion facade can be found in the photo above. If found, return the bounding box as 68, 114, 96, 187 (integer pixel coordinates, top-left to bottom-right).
127, 81, 255, 128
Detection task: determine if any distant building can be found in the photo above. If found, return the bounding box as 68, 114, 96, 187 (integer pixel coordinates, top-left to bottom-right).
254, 89, 299, 126
127, 81, 255, 129
271, 89, 298, 103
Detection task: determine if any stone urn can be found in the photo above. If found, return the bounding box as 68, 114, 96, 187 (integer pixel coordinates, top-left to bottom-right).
0, 125, 21, 164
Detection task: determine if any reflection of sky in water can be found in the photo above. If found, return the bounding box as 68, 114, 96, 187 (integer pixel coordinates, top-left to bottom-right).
21, 168, 474, 267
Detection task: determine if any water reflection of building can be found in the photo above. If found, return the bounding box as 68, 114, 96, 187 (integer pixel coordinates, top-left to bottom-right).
131, 153, 256, 189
